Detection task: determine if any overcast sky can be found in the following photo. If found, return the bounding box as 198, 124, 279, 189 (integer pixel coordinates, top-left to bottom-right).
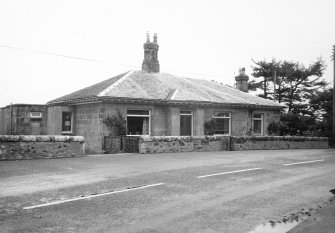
0, 0, 334, 107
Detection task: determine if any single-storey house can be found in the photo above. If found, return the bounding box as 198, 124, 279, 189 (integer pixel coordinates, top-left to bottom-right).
0, 33, 285, 154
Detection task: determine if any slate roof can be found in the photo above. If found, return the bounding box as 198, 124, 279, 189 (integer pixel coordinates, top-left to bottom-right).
48, 70, 285, 109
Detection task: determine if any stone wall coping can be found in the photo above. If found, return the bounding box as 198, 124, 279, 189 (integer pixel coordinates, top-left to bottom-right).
139, 135, 230, 142
0, 135, 84, 142
139, 135, 328, 142
231, 135, 328, 142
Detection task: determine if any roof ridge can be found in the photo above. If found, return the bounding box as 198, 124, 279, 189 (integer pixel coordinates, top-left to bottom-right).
97, 70, 135, 97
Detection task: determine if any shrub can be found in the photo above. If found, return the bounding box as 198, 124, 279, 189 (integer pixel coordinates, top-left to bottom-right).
103, 111, 126, 136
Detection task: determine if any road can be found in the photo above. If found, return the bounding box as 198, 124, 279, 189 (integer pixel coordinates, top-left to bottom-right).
0, 149, 335, 233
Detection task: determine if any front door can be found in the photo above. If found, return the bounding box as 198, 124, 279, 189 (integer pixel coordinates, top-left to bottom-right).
180, 111, 192, 136
31, 122, 41, 135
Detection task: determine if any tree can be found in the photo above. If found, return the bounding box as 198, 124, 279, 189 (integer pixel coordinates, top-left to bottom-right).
103, 111, 127, 136
251, 58, 331, 139
280, 59, 327, 112
268, 113, 318, 136
308, 88, 333, 138
250, 58, 327, 112
250, 59, 282, 100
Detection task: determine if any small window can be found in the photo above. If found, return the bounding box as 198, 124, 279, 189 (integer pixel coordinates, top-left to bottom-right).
62, 112, 73, 133
30, 112, 42, 118
212, 112, 231, 135
127, 110, 150, 135
253, 113, 263, 135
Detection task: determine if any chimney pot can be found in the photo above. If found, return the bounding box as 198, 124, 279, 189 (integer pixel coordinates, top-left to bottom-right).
146, 32, 150, 42
153, 33, 158, 43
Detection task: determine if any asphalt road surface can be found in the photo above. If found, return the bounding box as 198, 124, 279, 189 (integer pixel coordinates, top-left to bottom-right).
1, 149, 335, 233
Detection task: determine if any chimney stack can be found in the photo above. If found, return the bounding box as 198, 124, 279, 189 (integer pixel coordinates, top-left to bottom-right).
235, 68, 249, 92
142, 32, 160, 73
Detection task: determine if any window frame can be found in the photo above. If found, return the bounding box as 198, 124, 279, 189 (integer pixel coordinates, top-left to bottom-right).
126, 109, 151, 136
180, 110, 193, 136
62, 112, 73, 134
30, 112, 42, 119
252, 113, 264, 135
212, 111, 231, 136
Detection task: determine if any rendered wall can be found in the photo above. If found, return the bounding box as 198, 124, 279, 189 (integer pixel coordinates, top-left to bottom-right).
76, 103, 181, 154
204, 108, 250, 136
0, 108, 6, 135
204, 108, 281, 136
76, 103, 106, 154
47, 105, 74, 135
0, 105, 48, 135
61, 102, 282, 154
0, 135, 85, 160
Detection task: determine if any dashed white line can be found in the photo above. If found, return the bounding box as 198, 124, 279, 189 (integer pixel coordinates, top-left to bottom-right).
197, 167, 263, 179
283, 159, 324, 166
23, 183, 164, 210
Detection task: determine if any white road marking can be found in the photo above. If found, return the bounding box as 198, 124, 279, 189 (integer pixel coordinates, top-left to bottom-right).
23, 183, 164, 210
197, 167, 263, 179
283, 159, 324, 166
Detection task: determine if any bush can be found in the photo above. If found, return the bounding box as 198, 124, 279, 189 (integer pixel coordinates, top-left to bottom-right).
103, 111, 126, 136
204, 119, 215, 135
267, 113, 325, 137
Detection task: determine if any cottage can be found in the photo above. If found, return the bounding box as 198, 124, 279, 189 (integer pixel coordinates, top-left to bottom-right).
45, 33, 284, 153
0, 33, 285, 154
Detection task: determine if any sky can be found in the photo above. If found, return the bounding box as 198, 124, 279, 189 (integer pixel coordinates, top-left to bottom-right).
0, 0, 334, 107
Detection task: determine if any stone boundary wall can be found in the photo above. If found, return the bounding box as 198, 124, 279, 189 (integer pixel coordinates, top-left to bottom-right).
231, 136, 329, 151
138, 135, 329, 154
139, 136, 230, 154
0, 135, 85, 160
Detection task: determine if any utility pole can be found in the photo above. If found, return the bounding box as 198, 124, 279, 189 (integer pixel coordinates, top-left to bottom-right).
273, 71, 277, 102
10, 103, 13, 135
333, 45, 335, 147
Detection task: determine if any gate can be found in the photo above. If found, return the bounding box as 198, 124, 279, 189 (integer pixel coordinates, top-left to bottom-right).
103, 136, 139, 153
103, 136, 121, 154
121, 136, 139, 153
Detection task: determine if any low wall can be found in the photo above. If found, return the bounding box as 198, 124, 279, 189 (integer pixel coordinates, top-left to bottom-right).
138, 135, 328, 154
0, 135, 85, 160
231, 136, 329, 150
139, 136, 230, 154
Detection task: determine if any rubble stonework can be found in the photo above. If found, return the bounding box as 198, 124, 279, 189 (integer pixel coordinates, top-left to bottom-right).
138, 136, 231, 154
138, 135, 329, 154
230, 136, 329, 150
0, 135, 85, 160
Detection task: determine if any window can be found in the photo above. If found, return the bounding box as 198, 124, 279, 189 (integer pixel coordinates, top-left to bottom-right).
127, 110, 150, 135
180, 111, 193, 136
30, 112, 42, 118
212, 112, 231, 135
253, 113, 263, 135
62, 112, 73, 133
